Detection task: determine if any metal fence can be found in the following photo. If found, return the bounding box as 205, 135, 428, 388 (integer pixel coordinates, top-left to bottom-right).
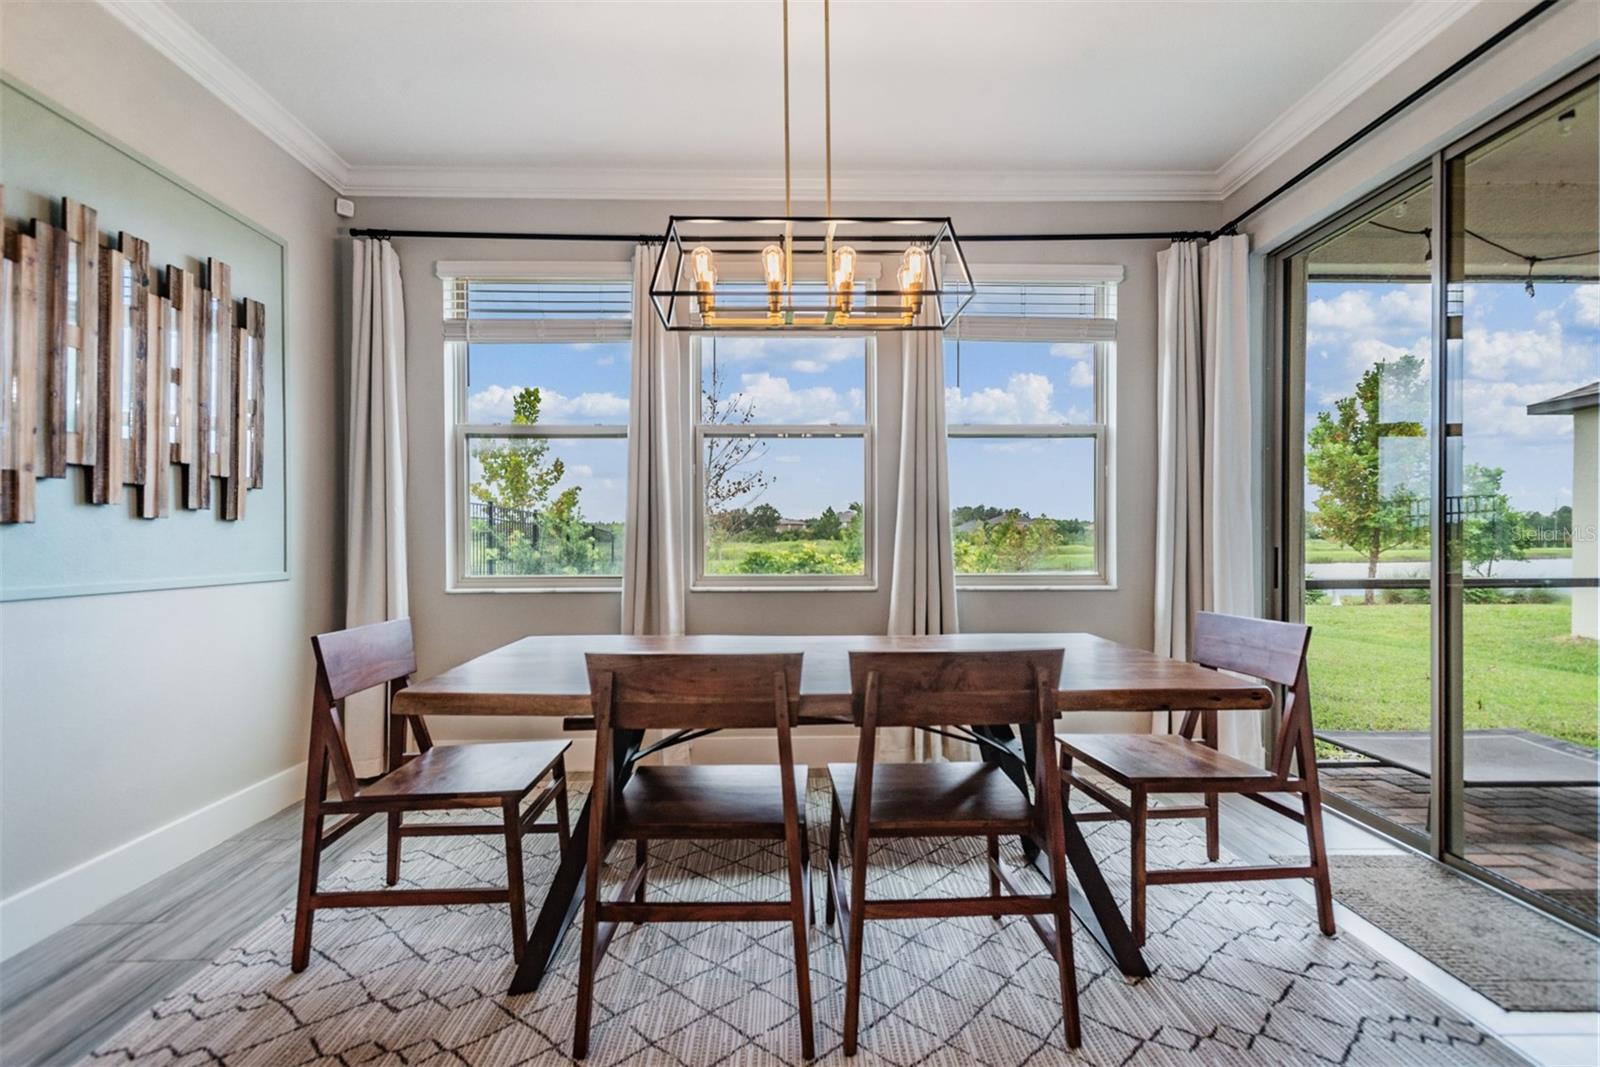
466, 500, 619, 576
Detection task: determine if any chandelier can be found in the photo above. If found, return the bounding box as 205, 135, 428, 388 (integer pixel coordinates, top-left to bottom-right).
649, 0, 974, 332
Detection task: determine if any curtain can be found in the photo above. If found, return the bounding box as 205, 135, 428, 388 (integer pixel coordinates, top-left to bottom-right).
345, 236, 409, 776
621, 245, 688, 637
1153, 236, 1264, 763
886, 302, 961, 761
1201, 234, 1264, 764
1153, 240, 1203, 679
621, 247, 691, 765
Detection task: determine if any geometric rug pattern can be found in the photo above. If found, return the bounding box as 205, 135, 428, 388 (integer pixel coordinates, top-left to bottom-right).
86, 783, 1524, 1065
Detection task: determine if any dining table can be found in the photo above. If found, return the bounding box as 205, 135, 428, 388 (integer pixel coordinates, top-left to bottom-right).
392, 632, 1274, 995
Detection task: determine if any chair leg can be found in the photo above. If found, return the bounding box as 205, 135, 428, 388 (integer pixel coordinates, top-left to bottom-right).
291, 758, 327, 974
553, 755, 572, 855
1130, 786, 1148, 947
633, 839, 648, 923
798, 817, 815, 926
987, 834, 1001, 902
1046, 824, 1082, 1049
386, 811, 403, 886
1204, 790, 1220, 863
502, 797, 527, 964
825, 792, 842, 927
785, 814, 816, 1060
573, 852, 602, 1059
1301, 789, 1337, 936
842, 829, 869, 1057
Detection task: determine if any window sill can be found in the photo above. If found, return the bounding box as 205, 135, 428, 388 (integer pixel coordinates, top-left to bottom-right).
446, 582, 623, 595
690, 582, 879, 594
957, 581, 1118, 592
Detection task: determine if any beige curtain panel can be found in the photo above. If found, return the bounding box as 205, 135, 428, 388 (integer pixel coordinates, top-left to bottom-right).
344, 236, 410, 775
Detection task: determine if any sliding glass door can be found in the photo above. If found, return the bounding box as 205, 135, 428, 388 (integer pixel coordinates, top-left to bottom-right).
1277, 68, 1598, 932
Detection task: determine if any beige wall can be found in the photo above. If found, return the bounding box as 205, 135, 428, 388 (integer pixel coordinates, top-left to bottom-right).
1233, 0, 1600, 253
0, 2, 342, 950
1572, 408, 1598, 641
353, 197, 1219, 757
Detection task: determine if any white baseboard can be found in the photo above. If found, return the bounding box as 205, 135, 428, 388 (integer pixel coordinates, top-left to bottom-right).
0, 762, 306, 961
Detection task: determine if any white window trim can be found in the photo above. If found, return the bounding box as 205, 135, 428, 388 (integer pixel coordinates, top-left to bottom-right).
946, 266, 1119, 590
689, 336, 877, 592
441, 263, 632, 593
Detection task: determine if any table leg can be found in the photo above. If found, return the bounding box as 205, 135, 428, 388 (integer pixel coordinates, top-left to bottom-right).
506, 726, 644, 996
973, 723, 1150, 981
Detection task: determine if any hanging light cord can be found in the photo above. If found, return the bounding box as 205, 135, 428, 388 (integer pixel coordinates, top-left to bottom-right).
781, 0, 792, 216
1368, 219, 1597, 271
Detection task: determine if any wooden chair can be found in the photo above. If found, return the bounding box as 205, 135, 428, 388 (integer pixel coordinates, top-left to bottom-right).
292, 619, 572, 972
1057, 611, 1333, 946
825, 650, 1081, 1056
573, 653, 814, 1061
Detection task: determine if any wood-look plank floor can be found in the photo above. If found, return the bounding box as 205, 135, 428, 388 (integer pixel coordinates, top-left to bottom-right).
0, 783, 1393, 1066
0, 805, 384, 1066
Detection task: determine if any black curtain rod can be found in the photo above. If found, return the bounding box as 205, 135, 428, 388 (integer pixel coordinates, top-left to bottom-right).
344, 226, 1211, 243
348, 1, 1558, 248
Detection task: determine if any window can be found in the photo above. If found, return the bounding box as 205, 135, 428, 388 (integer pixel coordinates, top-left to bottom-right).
441, 263, 631, 588
693, 335, 873, 586
944, 268, 1119, 585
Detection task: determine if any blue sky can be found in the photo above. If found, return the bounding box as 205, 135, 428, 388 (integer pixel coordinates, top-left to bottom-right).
465, 335, 1104, 524
1304, 280, 1599, 515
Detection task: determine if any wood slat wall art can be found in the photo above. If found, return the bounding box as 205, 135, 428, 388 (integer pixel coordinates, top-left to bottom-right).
167, 265, 199, 506
142, 292, 168, 518
246, 298, 264, 490
92, 245, 125, 505
120, 234, 151, 491
64, 198, 100, 468
223, 319, 247, 520
208, 258, 232, 485
35, 220, 68, 477
0, 195, 268, 524
4, 224, 40, 523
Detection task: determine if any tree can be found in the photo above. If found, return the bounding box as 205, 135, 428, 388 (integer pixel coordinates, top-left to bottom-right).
748, 503, 782, 539
702, 351, 772, 523
808, 506, 843, 540
952, 509, 1062, 573
472, 387, 566, 514
1305, 353, 1428, 603
471, 387, 595, 575
1460, 464, 1530, 577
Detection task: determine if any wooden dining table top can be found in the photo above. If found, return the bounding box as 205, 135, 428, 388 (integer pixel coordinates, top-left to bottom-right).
393, 632, 1274, 718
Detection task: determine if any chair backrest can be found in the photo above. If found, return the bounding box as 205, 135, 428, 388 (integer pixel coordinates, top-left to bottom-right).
312, 618, 417, 702
586, 652, 802, 730
308, 618, 416, 800
847, 649, 1062, 727
1191, 611, 1313, 778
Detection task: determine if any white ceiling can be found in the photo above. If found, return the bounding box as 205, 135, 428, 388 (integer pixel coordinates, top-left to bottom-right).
102, 0, 1485, 200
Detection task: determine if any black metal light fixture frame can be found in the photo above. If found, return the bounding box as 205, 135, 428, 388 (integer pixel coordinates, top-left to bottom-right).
649, 215, 976, 333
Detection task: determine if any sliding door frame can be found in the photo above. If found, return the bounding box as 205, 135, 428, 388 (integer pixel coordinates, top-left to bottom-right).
1269, 60, 1600, 934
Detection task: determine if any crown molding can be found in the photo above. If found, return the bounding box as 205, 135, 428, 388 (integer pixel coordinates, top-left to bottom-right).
341, 165, 1222, 202
99, 0, 1486, 206
1214, 0, 1481, 199
94, 0, 351, 192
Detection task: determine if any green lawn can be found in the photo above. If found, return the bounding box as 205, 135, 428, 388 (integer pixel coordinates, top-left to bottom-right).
1305, 601, 1598, 749
1304, 538, 1572, 564
703, 538, 1096, 576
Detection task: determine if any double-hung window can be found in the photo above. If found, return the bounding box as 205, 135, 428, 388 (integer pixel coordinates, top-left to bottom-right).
692, 332, 874, 587
441, 262, 631, 589
944, 266, 1120, 586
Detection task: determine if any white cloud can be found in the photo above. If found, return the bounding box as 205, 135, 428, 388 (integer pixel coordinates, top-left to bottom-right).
710, 336, 862, 368
790, 359, 826, 374
946, 372, 1062, 424
735, 372, 859, 424
1570, 284, 1600, 328
466, 384, 629, 423
570, 463, 595, 477
1049, 343, 1094, 361
1461, 378, 1583, 441
1463, 321, 1591, 382
1307, 287, 1429, 340
1068, 361, 1094, 389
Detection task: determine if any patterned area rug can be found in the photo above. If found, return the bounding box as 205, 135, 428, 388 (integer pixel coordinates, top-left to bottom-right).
87, 784, 1523, 1065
